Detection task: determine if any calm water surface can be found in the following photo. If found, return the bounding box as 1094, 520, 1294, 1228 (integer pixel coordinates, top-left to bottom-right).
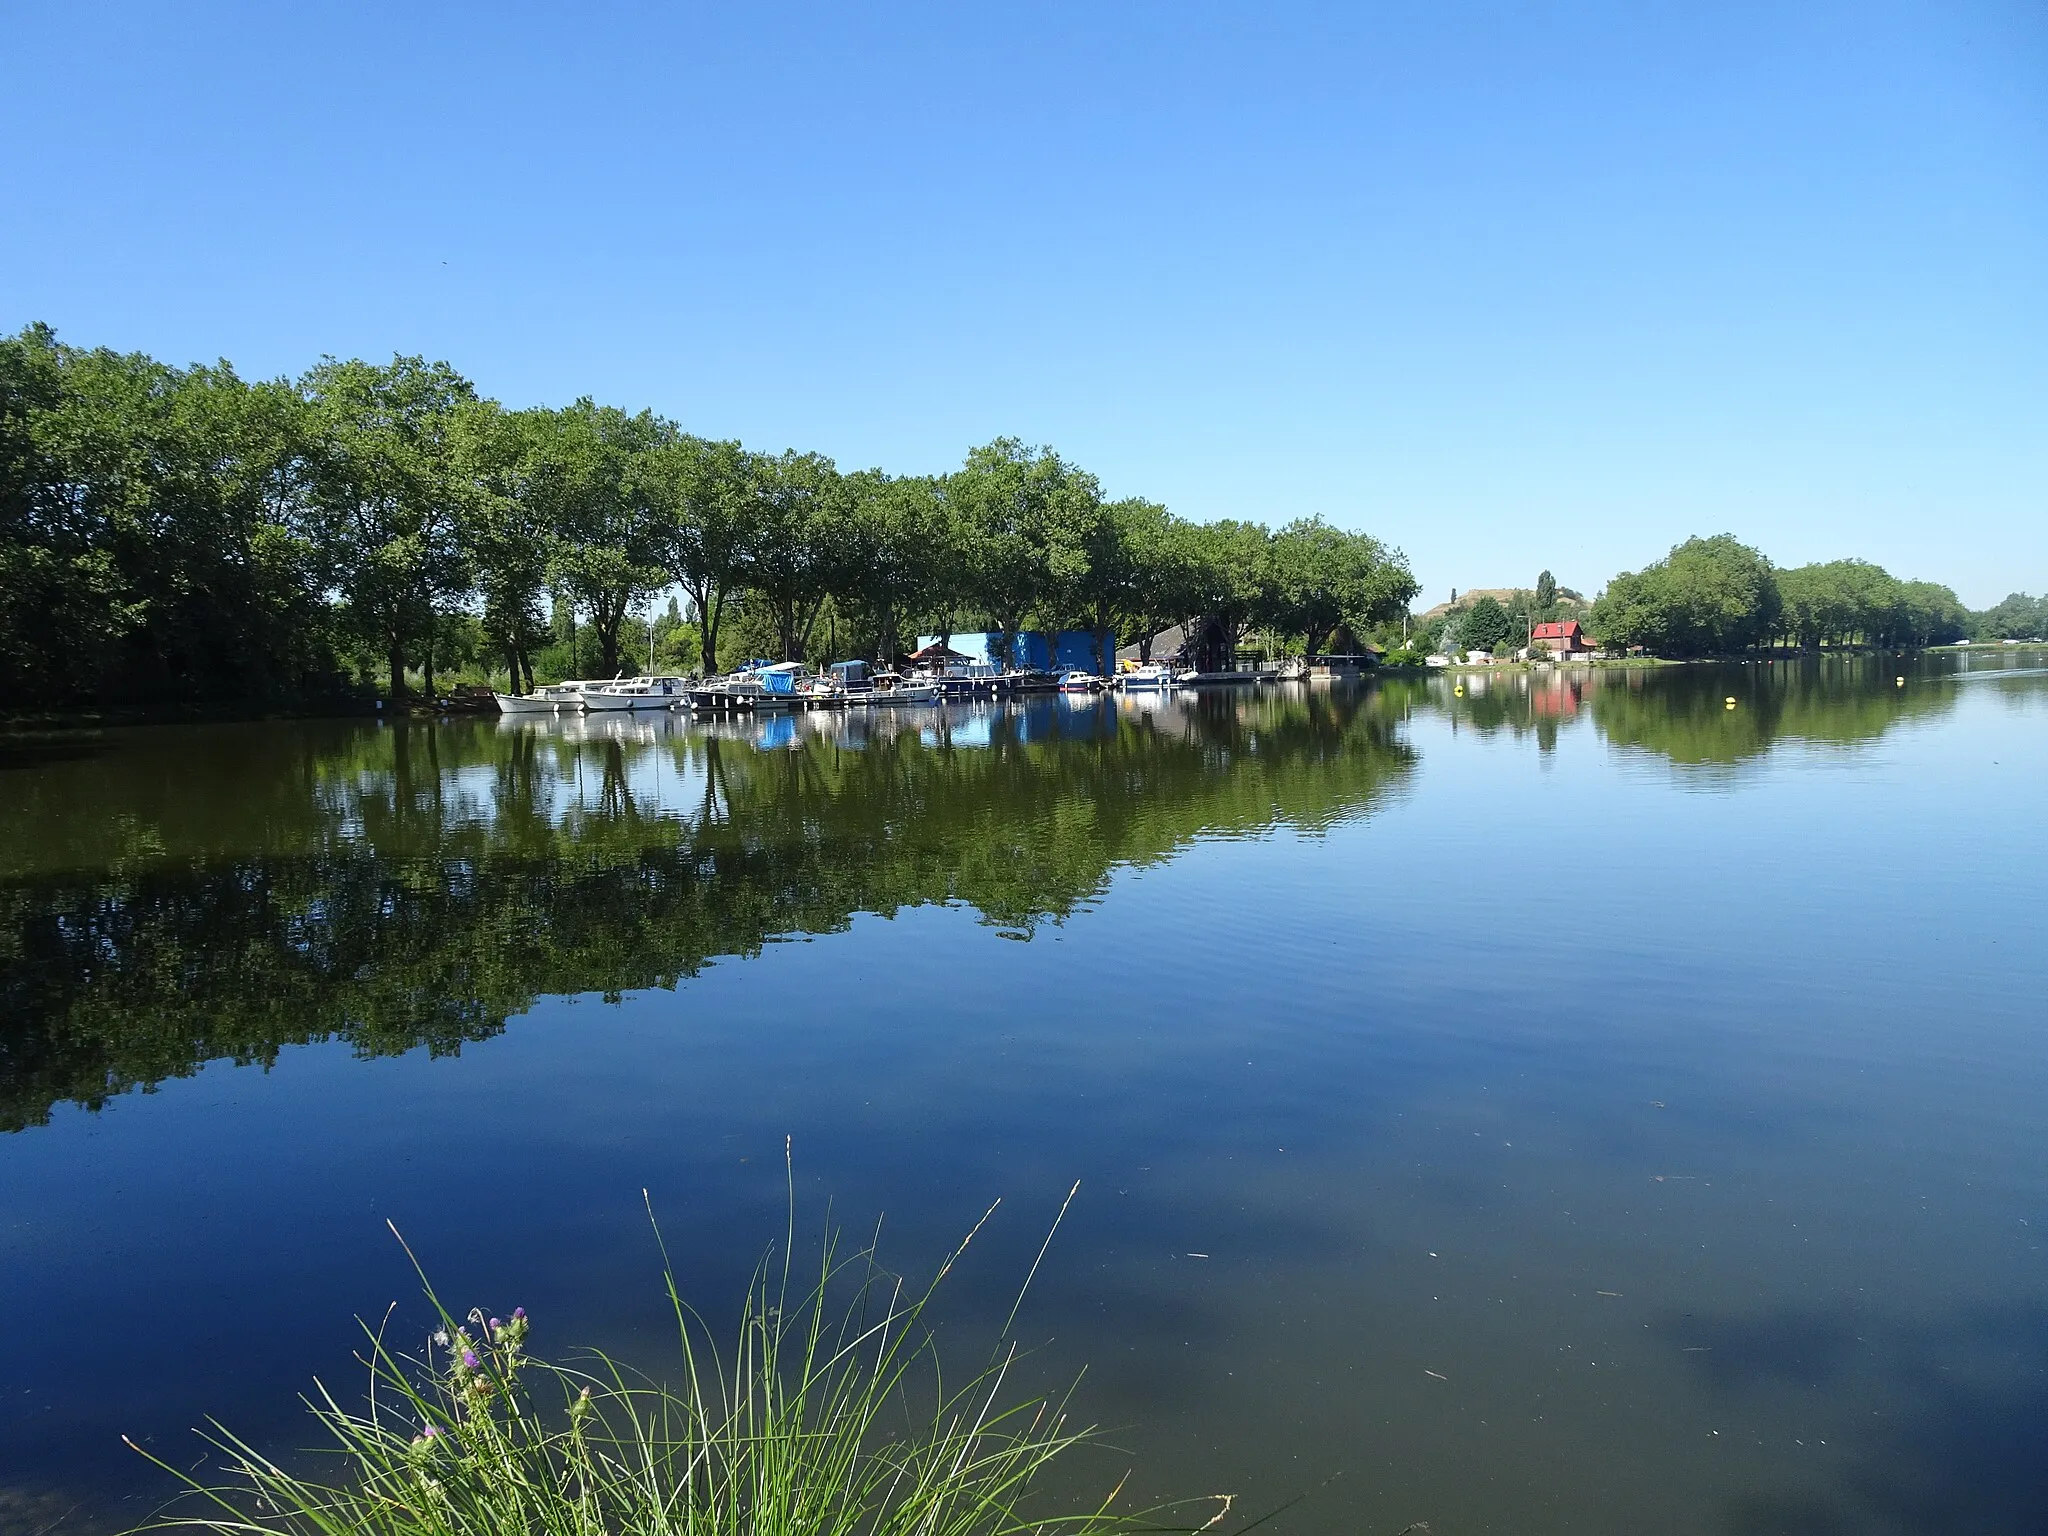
2, 655, 2044, 1535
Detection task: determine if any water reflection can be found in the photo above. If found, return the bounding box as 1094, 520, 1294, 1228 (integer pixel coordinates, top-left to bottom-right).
0, 689, 1414, 1131
1, 652, 2033, 1133
1399, 650, 2015, 770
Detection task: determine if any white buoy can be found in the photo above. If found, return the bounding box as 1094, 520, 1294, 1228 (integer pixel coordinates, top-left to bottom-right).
1896, 676, 1905, 686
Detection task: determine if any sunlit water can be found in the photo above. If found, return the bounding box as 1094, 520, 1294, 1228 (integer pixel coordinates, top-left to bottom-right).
2, 653, 2043, 1535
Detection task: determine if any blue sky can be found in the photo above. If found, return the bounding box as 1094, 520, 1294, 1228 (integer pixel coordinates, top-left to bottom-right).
4, 0, 2043, 607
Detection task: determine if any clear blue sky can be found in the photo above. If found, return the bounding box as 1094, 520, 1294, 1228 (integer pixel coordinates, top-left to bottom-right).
4, 0, 2043, 607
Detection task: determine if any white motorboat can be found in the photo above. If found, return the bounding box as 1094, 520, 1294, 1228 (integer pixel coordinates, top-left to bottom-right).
1113, 662, 1177, 690
575, 678, 637, 711
861, 671, 940, 704
494, 682, 588, 713
493, 691, 558, 714
1057, 671, 1102, 694
590, 675, 688, 709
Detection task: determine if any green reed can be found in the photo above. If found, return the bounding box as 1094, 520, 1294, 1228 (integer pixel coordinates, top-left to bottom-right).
126, 1183, 1219, 1536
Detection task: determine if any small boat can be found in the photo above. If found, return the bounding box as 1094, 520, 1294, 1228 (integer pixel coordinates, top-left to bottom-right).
493, 685, 575, 714
499, 681, 599, 713
1113, 662, 1177, 690
576, 677, 638, 711
689, 661, 804, 713
1058, 671, 1103, 694
618, 675, 690, 708
1001, 669, 1062, 693
862, 671, 940, 704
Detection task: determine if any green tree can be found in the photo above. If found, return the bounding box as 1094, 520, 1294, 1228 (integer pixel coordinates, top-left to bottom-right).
1183, 519, 1273, 668
1264, 517, 1419, 655
1461, 594, 1512, 653
950, 438, 1084, 668
739, 448, 843, 661
828, 471, 944, 662
647, 434, 751, 675
1973, 592, 2046, 641
1592, 534, 1779, 656
1536, 569, 1557, 611
522, 400, 669, 680
1118, 502, 1203, 662
302, 355, 476, 700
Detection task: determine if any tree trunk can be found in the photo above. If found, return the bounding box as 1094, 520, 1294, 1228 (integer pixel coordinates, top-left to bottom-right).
422, 634, 436, 700
387, 641, 408, 702
700, 591, 723, 675
596, 604, 623, 677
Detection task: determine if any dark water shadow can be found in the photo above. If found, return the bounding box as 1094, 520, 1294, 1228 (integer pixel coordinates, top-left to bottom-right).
1658, 1299, 2048, 1534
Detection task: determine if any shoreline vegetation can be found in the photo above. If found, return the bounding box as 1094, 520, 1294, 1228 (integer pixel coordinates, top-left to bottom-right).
2, 324, 1416, 715
128, 1190, 1226, 1536
5, 324, 2039, 725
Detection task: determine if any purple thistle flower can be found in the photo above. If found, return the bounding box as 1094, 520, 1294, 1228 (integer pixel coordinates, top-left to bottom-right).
422, 1424, 441, 1438
489, 1317, 503, 1332
512, 1307, 526, 1321
462, 1349, 480, 1370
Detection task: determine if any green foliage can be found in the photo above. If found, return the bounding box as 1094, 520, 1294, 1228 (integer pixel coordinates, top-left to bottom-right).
1, 324, 345, 709
1264, 517, 1419, 656
1459, 595, 1511, 653
1971, 591, 2046, 641
130, 1208, 1205, 1536
303, 355, 479, 698
1535, 569, 1556, 610
1770, 559, 1965, 648
1588, 541, 1972, 659
1591, 534, 1780, 656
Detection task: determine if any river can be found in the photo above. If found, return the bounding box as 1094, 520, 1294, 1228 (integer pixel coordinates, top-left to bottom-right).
2, 651, 2043, 1534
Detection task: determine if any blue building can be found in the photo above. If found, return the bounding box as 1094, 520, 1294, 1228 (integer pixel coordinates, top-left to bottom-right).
921, 630, 1114, 674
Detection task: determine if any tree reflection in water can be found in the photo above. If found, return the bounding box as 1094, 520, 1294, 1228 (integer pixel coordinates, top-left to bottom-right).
0, 688, 1415, 1130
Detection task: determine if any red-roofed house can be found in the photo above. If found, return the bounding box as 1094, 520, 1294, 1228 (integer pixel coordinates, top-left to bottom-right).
1530, 619, 1595, 655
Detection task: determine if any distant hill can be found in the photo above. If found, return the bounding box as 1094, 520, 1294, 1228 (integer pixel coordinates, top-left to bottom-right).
1415, 587, 1587, 622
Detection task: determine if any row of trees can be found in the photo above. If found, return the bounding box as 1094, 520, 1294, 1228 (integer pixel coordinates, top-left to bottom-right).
1589, 536, 1977, 656
1, 324, 1418, 709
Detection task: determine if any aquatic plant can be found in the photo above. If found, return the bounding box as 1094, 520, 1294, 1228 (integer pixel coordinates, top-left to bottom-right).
127, 1184, 1214, 1536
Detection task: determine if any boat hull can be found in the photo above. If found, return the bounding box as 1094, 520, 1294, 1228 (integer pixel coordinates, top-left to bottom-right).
493, 693, 558, 713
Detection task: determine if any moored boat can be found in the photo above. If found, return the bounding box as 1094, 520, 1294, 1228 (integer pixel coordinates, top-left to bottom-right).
1113, 662, 1177, 690
1058, 671, 1103, 694
689, 661, 804, 713
493, 690, 561, 714
861, 671, 940, 704
496, 681, 595, 713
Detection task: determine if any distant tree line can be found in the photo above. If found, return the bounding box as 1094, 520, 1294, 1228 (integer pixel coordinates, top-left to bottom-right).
1585, 535, 2000, 657
0, 323, 1417, 710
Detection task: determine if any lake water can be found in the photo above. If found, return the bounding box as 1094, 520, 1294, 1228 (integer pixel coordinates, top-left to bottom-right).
2, 653, 2043, 1535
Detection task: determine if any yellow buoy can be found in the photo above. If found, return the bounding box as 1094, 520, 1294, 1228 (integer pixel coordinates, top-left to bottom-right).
1895, 676, 1905, 686
1725, 698, 1737, 710
1724, 696, 1737, 705
1454, 686, 1464, 696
